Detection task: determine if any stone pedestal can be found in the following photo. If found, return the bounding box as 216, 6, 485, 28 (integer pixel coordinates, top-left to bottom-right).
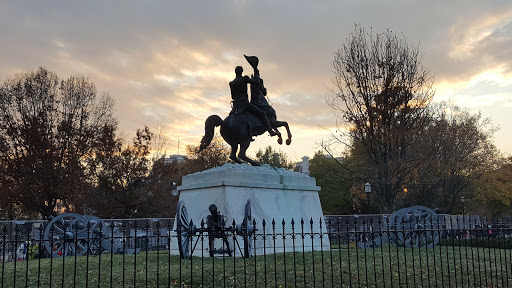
171, 163, 329, 257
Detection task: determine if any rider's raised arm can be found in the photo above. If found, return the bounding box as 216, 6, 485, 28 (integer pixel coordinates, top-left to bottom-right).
243, 75, 259, 85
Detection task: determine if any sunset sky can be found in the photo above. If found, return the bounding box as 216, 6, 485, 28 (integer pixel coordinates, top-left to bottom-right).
1, 1, 511, 162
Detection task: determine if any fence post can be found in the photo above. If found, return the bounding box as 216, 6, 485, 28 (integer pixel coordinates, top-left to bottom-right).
2, 226, 7, 287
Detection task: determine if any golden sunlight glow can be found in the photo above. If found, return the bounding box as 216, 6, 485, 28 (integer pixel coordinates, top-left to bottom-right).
180, 69, 233, 82
436, 66, 512, 108
466, 66, 512, 87
154, 74, 177, 84
178, 89, 203, 100
190, 51, 211, 64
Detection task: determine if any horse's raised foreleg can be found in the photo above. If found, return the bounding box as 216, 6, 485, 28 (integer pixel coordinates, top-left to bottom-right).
230, 144, 242, 164
275, 129, 283, 145
238, 140, 261, 166
273, 120, 292, 145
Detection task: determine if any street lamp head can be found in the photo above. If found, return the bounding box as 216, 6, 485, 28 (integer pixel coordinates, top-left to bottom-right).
461, 196, 465, 203
364, 182, 372, 204
364, 182, 371, 194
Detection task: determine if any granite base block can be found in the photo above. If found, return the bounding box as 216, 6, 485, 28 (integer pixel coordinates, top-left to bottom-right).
170, 164, 330, 257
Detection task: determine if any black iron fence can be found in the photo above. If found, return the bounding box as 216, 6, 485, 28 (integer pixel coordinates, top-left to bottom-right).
1, 215, 511, 287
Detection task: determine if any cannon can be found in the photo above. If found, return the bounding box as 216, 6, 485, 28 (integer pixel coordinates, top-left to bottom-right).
356, 206, 442, 249
43, 213, 139, 257
175, 200, 255, 259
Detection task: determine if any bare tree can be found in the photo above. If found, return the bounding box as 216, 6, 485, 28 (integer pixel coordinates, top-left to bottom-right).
151, 122, 170, 162
328, 25, 435, 212
0, 67, 115, 219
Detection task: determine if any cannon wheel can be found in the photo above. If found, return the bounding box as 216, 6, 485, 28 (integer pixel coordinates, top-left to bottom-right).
394, 206, 441, 248
242, 200, 253, 258
83, 215, 110, 254
387, 208, 407, 245
176, 201, 193, 259
44, 213, 89, 257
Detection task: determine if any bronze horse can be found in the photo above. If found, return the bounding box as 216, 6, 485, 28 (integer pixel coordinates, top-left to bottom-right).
198, 70, 292, 166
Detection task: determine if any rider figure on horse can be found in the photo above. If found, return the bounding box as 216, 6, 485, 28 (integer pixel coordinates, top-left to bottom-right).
229, 65, 278, 136
198, 55, 292, 165
250, 68, 268, 107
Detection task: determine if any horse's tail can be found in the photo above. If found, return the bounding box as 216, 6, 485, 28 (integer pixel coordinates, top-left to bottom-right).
198, 115, 223, 153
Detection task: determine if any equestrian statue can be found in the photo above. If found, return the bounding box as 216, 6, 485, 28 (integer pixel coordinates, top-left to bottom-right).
198, 55, 292, 166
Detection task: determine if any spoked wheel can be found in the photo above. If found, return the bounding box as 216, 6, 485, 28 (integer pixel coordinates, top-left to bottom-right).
388, 208, 407, 245
394, 206, 441, 248
83, 215, 109, 255
44, 213, 89, 257
176, 201, 194, 259
235, 200, 254, 258
241, 200, 254, 258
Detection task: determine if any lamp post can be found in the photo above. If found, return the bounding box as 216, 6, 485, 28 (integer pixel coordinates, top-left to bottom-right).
461, 196, 465, 215
364, 182, 372, 203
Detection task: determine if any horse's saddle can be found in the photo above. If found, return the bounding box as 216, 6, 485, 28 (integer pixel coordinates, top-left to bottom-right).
226, 109, 267, 138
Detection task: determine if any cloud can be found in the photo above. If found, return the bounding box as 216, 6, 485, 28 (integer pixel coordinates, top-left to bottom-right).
449, 9, 512, 60
436, 65, 512, 104
1, 1, 512, 157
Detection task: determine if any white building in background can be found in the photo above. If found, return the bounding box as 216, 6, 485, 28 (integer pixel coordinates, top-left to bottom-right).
163, 155, 188, 164
295, 156, 310, 175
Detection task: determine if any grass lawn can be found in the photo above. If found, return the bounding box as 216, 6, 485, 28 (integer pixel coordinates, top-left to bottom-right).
1, 244, 511, 287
